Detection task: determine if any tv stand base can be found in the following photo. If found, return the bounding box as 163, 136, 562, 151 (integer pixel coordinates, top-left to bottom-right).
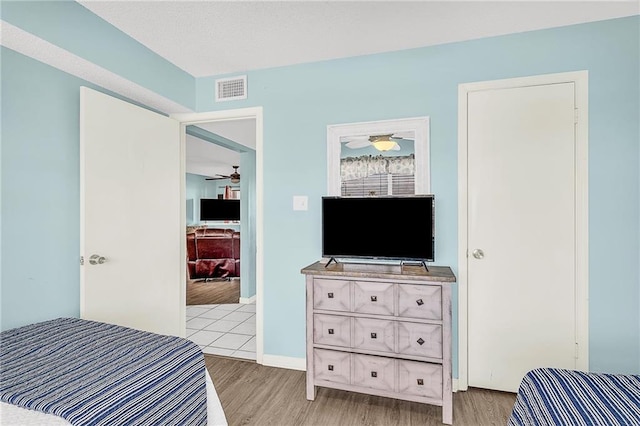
325, 258, 429, 271
400, 260, 429, 272
324, 257, 339, 268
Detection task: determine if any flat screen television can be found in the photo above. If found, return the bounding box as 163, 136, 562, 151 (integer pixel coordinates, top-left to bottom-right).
200, 199, 240, 221
322, 195, 435, 262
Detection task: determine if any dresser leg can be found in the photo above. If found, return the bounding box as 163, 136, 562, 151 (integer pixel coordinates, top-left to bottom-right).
442, 395, 453, 424
306, 382, 316, 401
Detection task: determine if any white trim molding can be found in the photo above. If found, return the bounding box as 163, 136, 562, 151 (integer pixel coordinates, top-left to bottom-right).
326, 116, 430, 196
239, 295, 256, 304
457, 71, 589, 390
262, 355, 307, 371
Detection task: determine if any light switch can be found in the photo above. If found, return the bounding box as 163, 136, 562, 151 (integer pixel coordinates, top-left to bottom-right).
293, 195, 308, 211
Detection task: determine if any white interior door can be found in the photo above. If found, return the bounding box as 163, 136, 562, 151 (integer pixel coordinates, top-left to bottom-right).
467, 82, 577, 392
80, 87, 184, 336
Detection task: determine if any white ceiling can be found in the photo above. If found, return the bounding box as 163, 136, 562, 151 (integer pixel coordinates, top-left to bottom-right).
78, 1, 638, 78
186, 119, 255, 177
196, 119, 257, 151
185, 134, 241, 177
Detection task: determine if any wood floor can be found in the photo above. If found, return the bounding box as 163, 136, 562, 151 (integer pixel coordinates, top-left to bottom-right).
187, 279, 240, 305
205, 355, 517, 426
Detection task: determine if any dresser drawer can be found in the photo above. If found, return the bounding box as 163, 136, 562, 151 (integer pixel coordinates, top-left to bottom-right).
314, 314, 351, 347
397, 322, 442, 358
353, 281, 394, 315
397, 284, 442, 320
314, 349, 350, 385
398, 360, 443, 399
352, 354, 396, 392
314, 279, 350, 312
353, 317, 395, 353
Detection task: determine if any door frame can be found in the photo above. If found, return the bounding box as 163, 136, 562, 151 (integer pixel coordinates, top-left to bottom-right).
172, 107, 264, 364
457, 71, 589, 390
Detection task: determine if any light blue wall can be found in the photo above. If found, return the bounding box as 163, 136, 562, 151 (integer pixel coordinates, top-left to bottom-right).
1, 47, 83, 329
196, 17, 640, 374
1, 0, 195, 109
0, 46, 191, 330
1, 8, 638, 375
240, 152, 257, 299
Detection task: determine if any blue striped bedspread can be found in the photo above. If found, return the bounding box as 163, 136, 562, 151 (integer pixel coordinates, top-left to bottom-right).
508, 368, 640, 426
0, 317, 207, 425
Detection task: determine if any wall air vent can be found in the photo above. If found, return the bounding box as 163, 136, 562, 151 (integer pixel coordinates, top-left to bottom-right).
215, 75, 247, 102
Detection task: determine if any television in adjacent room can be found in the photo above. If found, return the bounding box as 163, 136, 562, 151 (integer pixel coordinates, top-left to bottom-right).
200, 198, 240, 221
322, 195, 435, 263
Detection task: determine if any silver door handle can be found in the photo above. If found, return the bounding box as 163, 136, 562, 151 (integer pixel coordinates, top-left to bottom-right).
472, 249, 484, 259
89, 254, 107, 265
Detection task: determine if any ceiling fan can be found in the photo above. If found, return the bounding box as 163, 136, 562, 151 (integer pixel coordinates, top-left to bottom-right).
206, 165, 240, 183
342, 132, 414, 152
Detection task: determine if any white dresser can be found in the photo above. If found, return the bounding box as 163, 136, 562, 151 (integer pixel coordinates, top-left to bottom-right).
301, 261, 456, 424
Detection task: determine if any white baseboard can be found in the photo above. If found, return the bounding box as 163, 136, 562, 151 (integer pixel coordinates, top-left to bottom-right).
239, 295, 256, 304
453, 378, 459, 392
261, 354, 306, 371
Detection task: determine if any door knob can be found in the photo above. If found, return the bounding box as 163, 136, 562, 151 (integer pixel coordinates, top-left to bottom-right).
472, 249, 485, 259
89, 254, 107, 265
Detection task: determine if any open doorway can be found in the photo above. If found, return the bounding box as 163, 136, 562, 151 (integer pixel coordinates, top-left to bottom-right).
185, 132, 242, 304
179, 114, 259, 362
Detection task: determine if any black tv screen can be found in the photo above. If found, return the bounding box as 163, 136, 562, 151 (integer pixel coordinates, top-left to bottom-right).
322, 195, 434, 262
200, 199, 240, 221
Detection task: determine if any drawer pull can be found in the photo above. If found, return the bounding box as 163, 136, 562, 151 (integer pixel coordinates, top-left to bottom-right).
328, 292, 334, 298
417, 379, 424, 386
370, 332, 377, 339
371, 371, 377, 378
370, 295, 377, 302
416, 299, 424, 306
328, 364, 334, 371
328, 328, 334, 335
417, 338, 425, 345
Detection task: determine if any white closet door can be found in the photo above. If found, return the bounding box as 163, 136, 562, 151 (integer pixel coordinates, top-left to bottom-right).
467, 82, 577, 392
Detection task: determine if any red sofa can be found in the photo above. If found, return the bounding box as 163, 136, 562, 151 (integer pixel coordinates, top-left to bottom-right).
187, 228, 240, 279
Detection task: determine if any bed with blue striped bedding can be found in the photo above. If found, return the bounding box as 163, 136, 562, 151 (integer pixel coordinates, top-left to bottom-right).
508, 368, 640, 426
0, 317, 207, 426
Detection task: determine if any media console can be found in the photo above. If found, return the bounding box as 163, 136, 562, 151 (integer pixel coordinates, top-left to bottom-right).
301, 261, 456, 424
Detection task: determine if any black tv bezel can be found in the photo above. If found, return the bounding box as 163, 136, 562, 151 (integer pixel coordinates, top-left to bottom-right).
199, 198, 240, 221
321, 195, 435, 263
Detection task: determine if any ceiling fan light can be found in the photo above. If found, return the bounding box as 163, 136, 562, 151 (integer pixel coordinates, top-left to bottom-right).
229, 165, 240, 183
371, 140, 397, 151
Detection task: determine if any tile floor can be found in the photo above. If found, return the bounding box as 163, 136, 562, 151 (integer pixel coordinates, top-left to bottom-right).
186, 302, 256, 360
